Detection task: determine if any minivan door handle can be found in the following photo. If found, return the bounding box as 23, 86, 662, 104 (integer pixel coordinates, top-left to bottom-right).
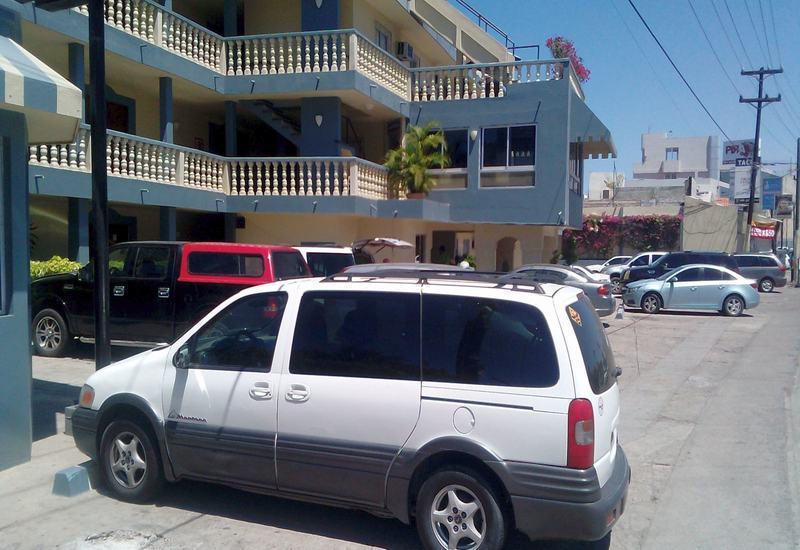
286, 384, 310, 402
248, 382, 272, 400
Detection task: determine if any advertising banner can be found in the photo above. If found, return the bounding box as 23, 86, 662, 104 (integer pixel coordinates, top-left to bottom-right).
723, 140, 755, 166
762, 176, 783, 211
733, 169, 760, 205
750, 223, 776, 240
775, 194, 794, 218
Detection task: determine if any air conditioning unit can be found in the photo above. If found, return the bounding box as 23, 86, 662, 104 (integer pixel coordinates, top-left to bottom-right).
396, 41, 414, 61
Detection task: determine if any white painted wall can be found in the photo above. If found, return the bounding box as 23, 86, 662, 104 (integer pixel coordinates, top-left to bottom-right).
633, 133, 720, 180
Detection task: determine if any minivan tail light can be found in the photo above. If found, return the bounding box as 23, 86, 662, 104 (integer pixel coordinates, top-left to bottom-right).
779, 263, 787, 272
567, 398, 594, 469
597, 285, 610, 296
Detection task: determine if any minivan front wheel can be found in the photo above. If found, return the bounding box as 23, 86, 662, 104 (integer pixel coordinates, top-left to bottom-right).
416, 468, 507, 550
100, 419, 163, 502
758, 278, 774, 293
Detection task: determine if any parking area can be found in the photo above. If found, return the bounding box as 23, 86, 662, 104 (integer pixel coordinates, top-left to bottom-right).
2, 288, 799, 548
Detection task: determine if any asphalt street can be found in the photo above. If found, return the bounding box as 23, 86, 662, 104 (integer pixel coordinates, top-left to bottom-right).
1, 288, 799, 549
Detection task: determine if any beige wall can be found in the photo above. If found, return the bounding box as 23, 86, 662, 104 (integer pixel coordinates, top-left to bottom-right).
237, 212, 550, 268
30, 196, 69, 261
111, 204, 161, 241
243, 0, 301, 34
173, 103, 223, 150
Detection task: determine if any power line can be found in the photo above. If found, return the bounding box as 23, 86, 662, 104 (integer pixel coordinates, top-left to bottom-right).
744, 0, 771, 65
724, 0, 754, 69
626, 0, 731, 140
766, 0, 800, 125
710, 1, 744, 69
687, 0, 742, 95
757, 0, 774, 65
608, 0, 697, 133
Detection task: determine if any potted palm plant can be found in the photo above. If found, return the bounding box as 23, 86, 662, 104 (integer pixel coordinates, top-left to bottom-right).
385, 122, 449, 199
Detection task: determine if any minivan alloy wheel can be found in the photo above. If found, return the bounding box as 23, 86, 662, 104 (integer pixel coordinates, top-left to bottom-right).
610, 278, 621, 294
35, 316, 61, 351
430, 485, 485, 549
108, 431, 147, 489
759, 278, 774, 293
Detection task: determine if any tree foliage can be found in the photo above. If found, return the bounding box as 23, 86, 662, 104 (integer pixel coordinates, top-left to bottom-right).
562, 215, 682, 258
384, 122, 449, 196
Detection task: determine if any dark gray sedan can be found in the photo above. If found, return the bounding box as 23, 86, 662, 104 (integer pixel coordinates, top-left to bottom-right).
511, 265, 616, 317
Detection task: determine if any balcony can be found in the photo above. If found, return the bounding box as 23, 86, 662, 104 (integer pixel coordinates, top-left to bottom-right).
29, 127, 391, 200
62, 0, 579, 103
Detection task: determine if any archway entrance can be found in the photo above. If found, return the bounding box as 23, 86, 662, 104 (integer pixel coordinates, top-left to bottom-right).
496, 237, 522, 272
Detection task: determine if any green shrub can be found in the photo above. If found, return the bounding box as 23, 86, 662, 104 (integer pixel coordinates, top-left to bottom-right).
30, 256, 82, 280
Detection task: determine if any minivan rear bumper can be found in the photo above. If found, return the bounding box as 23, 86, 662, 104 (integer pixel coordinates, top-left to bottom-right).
508, 447, 630, 542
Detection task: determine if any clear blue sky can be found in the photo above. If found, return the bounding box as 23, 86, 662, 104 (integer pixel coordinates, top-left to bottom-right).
458, 0, 800, 178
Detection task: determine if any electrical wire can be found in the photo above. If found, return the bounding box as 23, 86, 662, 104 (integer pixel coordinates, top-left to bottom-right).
608, 0, 697, 133
687, 0, 742, 95
744, 0, 771, 65
766, 0, 800, 127
626, 0, 731, 140
756, 0, 774, 66
723, 0, 754, 69
710, 1, 744, 70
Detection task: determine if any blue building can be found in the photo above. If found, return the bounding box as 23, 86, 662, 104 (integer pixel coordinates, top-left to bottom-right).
3, 0, 614, 271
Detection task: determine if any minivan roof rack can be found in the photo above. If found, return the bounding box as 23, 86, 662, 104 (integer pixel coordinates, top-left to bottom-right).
323, 269, 545, 294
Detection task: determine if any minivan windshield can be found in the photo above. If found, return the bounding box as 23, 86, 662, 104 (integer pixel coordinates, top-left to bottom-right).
567, 295, 616, 394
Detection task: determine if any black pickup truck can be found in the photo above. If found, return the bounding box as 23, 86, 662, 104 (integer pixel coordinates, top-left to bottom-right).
31, 241, 310, 357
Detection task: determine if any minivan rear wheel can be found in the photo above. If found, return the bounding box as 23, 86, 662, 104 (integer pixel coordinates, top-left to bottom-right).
416, 467, 507, 550
609, 277, 622, 294
758, 278, 774, 293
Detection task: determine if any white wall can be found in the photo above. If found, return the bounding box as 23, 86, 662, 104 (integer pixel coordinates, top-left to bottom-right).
633, 133, 719, 179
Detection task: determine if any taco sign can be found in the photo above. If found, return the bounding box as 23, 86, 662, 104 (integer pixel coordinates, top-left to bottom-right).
723, 140, 755, 166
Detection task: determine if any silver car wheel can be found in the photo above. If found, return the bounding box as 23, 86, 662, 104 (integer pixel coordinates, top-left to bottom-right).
109, 431, 147, 489
642, 294, 660, 314
610, 278, 621, 294
35, 316, 61, 350
724, 296, 743, 316
759, 279, 773, 293
430, 484, 485, 549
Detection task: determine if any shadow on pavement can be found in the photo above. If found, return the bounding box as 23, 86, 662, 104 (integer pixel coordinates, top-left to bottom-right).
32, 378, 81, 441
94, 478, 586, 549
64, 342, 146, 362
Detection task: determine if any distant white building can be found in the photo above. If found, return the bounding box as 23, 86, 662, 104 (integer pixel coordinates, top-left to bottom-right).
627, 177, 728, 202
633, 132, 720, 180
587, 171, 625, 200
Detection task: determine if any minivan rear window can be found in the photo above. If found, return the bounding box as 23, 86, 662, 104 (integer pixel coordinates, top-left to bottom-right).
188, 252, 265, 277
567, 296, 616, 394
422, 295, 559, 388
305, 252, 355, 277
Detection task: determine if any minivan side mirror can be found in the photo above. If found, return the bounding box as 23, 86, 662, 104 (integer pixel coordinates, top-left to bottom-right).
173, 343, 190, 369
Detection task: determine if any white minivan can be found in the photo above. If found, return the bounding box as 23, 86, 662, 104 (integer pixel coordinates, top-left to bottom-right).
68, 270, 629, 549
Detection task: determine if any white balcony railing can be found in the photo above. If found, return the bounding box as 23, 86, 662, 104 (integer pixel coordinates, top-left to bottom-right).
29, 128, 391, 200
412, 60, 565, 102
72, 0, 582, 101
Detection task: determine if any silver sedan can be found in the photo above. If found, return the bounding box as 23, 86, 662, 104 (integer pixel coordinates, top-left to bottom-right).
621, 264, 759, 317
511, 265, 616, 317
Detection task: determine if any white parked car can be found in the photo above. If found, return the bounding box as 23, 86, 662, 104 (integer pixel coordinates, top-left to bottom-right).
68, 270, 629, 549
294, 245, 355, 276
571, 264, 612, 283
585, 256, 631, 273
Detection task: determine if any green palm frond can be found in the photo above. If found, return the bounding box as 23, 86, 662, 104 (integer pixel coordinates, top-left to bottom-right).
384, 122, 450, 196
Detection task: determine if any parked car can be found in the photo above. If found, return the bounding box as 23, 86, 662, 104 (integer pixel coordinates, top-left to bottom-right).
31, 241, 311, 357
603, 252, 667, 294
622, 251, 738, 289
295, 246, 355, 276
67, 270, 629, 549
585, 255, 631, 273
734, 253, 787, 292
622, 264, 759, 316
511, 264, 616, 317
571, 264, 611, 283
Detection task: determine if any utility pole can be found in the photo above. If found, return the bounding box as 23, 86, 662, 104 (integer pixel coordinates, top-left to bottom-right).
739, 68, 782, 251
794, 137, 799, 286
89, 0, 111, 369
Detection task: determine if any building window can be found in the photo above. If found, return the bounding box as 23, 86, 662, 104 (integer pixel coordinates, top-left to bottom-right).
481, 125, 535, 187
665, 172, 677, 179
375, 23, 392, 53
666, 147, 679, 161
431, 129, 468, 189
602, 189, 610, 199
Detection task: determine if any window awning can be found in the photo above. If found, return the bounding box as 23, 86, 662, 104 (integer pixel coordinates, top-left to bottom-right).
570, 97, 616, 159
0, 36, 82, 144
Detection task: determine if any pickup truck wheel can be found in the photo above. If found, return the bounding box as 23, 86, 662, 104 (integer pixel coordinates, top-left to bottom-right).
100, 419, 164, 503
416, 467, 507, 550
32, 308, 70, 357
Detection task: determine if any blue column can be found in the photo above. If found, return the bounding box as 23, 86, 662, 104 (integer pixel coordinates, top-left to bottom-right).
301, 0, 340, 31
159, 77, 173, 143
0, 6, 21, 42
68, 43, 86, 121
299, 97, 341, 156
159, 206, 177, 241
68, 198, 90, 264
224, 0, 238, 36
225, 101, 238, 156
